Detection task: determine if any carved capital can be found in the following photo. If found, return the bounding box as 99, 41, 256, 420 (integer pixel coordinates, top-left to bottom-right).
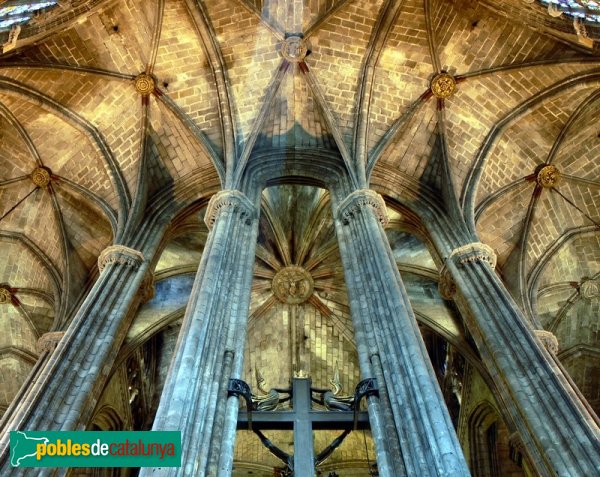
139, 271, 155, 303
98, 245, 145, 273
36, 331, 65, 354
336, 189, 388, 227
204, 190, 256, 230
534, 330, 559, 355
438, 265, 457, 300
447, 242, 496, 269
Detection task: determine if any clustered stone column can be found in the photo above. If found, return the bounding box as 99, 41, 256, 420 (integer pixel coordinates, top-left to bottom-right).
333, 189, 470, 477
0, 244, 150, 472
440, 241, 600, 476
142, 190, 259, 477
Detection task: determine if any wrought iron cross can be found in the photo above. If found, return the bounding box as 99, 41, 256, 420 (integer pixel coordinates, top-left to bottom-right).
229, 376, 377, 476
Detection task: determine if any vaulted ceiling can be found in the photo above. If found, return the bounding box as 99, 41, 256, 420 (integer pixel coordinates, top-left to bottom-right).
0, 0, 598, 466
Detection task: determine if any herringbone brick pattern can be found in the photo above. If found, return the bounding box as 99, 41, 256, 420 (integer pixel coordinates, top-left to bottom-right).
204, 0, 281, 143
147, 99, 214, 198
367, 0, 432, 155
539, 233, 600, 290
432, 0, 580, 74
379, 101, 437, 179
153, 0, 223, 156
308, 0, 383, 152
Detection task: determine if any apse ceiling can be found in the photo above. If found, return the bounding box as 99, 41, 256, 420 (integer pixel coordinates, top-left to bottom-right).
0, 0, 598, 451
117, 183, 470, 473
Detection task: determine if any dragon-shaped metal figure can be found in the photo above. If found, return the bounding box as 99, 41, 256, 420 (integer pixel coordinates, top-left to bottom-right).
313, 362, 354, 411
251, 369, 290, 411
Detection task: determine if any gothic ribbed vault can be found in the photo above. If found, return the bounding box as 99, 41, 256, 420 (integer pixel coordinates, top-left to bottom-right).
0, 0, 598, 474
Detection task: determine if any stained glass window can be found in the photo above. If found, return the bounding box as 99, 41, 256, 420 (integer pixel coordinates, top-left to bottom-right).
539, 0, 600, 23
0, 1, 57, 31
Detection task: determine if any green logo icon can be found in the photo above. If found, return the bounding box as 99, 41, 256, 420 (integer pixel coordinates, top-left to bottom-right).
10, 431, 181, 468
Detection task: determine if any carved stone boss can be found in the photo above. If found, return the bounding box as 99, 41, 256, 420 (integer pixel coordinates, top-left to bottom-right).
536, 164, 560, 189
134, 73, 155, 96
0, 285, 13, 305
281, 36, 307, 63
272, 266, 314, 305
430, 72, 457, 99
31, 167, 52, 188
580, 278, 599, 300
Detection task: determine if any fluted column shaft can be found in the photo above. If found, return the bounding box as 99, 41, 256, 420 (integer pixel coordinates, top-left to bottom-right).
333, 189, 469, 477
0, 243, 152, 474
142, 190, 259, 477
440, 241, 600, 476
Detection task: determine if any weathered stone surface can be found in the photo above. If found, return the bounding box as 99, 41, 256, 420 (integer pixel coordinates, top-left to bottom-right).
334, 189, 469, 477
142, 190, 259, 477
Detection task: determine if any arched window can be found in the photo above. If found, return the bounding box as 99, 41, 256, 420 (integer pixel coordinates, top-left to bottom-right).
469, 403, 500, 477
89, 405, 124, 431
468, 402, 529, 477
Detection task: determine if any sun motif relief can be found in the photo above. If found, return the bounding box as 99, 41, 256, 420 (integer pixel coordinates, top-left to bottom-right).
272, 266, 314, 304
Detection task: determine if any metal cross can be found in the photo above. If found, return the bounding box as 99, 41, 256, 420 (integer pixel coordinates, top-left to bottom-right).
230, 376, 377, 476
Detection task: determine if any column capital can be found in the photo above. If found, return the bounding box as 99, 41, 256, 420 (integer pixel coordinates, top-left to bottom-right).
336, 189, 388, 227
204, 190, 257, 230
139, 271, 155, 304
440, 242, 496, 300
36, 331, 65, 354
438, 266, 457, 300
98, 245, 145, 273
447, 242, 496, 269
534, 330, 559, 355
